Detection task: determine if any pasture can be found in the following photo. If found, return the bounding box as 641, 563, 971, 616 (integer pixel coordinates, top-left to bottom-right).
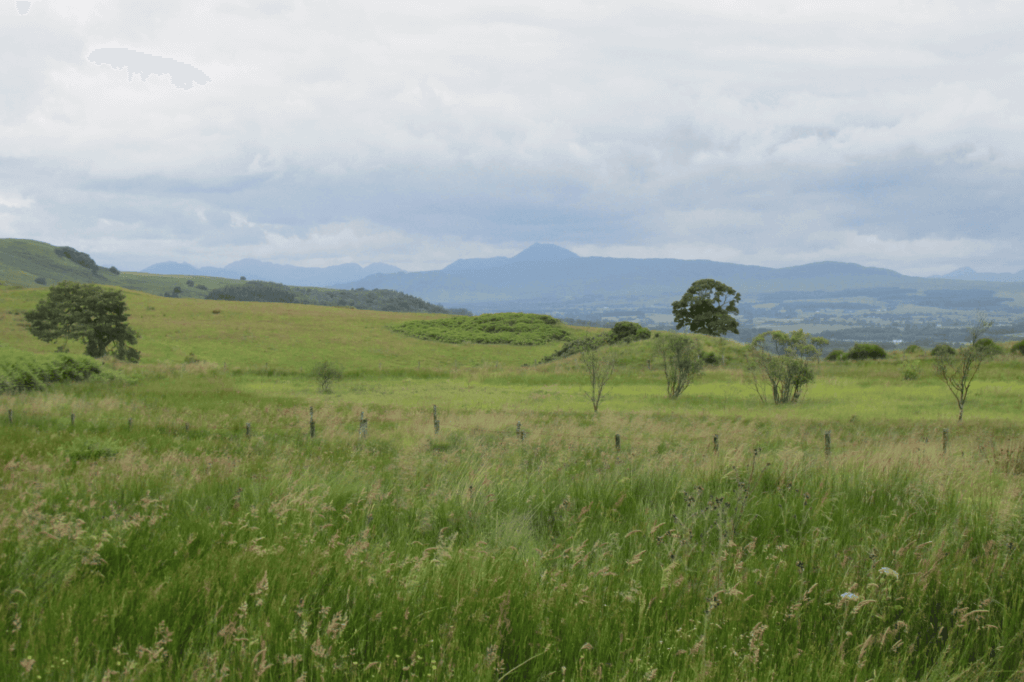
2, 285, 1024, 680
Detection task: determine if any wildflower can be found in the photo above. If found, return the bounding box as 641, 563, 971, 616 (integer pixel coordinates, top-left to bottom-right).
879, 567, 899, 579
840, 592, 861, 602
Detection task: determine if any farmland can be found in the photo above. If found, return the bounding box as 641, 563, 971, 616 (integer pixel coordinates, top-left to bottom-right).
2, 284, 1024, 680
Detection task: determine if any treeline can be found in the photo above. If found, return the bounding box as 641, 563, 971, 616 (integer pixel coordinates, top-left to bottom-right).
204, 280, 472, 315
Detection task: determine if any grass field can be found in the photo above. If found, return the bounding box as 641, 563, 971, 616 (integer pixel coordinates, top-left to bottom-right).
2, 285, 1024, 680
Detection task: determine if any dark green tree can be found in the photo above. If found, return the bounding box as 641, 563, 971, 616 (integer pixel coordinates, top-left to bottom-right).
24, 282, 140, 362
671, 279, 741, 336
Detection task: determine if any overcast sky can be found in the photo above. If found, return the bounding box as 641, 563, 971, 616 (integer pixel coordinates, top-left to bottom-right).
2, 0, 1023, 275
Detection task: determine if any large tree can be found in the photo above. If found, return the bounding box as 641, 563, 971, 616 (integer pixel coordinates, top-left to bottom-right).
671, 279, 741, 337
24, 282, 140, 362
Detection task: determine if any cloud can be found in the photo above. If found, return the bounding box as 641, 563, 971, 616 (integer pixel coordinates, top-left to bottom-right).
2, 0, 1024, 276
88, 47, 210, 89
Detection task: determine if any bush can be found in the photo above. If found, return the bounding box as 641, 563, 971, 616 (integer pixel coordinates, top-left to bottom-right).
184, 352, 200, 364
846, 343, 887, 360
312, 361, 343, 393
173, 286, 183, 295
1012, 340, 1024, 355
904, 344, 922, 354
197, 284, 208, 291
825, 349, 844, 361
397, 313, 573, 346
34, 276, 46, 285
931, 343, 956, 357
902, 362, 919, 381
974, 338, 1003, 356
186, 280, 195, 287
608, 321, 652, 344
702, 351, 718, 365
108, 266, 119, 275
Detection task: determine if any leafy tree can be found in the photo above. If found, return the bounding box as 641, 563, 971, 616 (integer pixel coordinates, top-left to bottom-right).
934, 316, 992, 422
23, 282, 140, 361
671, 279, 741, 337
1011, 340, 1024, 355
34, 276, 46, 286
931, 343, 955, 357
654, 335, 704, 399
748, 330, 827, 404
826, 349, 844, 361
54, 246, 99, 273
108, 266, 119, 275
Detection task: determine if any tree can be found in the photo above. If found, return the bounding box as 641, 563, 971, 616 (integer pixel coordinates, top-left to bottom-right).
748, 330, 827, 404
934, 316, 992, 422
654, 335, 704, 399
579, 339, 617, 413
608, 321, 651, 344
24, 282, 140, 361
671, 279, 742, 337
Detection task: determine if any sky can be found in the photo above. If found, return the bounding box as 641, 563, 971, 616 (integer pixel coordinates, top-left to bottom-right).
1, 0, 1023, 276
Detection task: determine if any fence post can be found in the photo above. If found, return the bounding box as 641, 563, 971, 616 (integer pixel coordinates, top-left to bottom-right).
71, 413, 75, 428
942, 428, 949, 455
825, 430, 831, 457
615, 434, 621, 452
359, 412, 368, 439
246, 423, 251, 439
309, 406, 315, 439
128, 417, 132, 430
8, 409, 12, 424
433, 405, 439, 434
713, 434, 719, 454
185, 423, 189, 435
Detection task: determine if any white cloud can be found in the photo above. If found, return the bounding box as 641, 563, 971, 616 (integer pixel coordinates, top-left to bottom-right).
2, 0, 1024, 275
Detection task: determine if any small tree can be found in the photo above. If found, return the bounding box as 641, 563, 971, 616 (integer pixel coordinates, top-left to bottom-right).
608, 321, 651, 344
748, 330, 827, 404
23, 281, 140, 361
580, 340, 617, 412
671, 279, 741, 337
312, 361, 343, 393
934, 316, 992, 422
654, 334, 704, 398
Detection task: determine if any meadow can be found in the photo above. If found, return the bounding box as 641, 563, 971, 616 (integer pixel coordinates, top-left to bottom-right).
2, 285, 1024, 680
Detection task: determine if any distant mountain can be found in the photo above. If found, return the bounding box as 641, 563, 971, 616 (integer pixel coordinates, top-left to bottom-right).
142, 258, 403, 287
443, 243, 580, 272
931, 267, 1024, 283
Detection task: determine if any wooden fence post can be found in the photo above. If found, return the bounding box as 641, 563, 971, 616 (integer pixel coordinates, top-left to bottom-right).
71, 413, 75, 428
246, 423, 251, 439
615, 434, 621, 452
825, 430, 831, 457
943, 428, 949, 455
433, 405, 439, 434
309, 406, 315, 439
8, 409, 12, 424
359, 412, 368, 439
128, 417, 132, 430
713, 434, 719, 454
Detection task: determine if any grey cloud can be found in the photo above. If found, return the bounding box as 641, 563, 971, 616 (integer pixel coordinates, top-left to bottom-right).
88, 47, 210, 89
15, 1, 31, 15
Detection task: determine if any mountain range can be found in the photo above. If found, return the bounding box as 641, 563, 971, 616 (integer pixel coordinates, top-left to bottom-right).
931, 267, 1024, 283
142, 258, 403, 287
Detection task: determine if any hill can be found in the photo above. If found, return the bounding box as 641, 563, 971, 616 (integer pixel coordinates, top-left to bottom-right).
142, 257, 404, 286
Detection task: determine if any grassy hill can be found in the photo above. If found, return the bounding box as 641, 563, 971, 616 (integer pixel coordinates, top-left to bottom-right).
2, 284, 1024, 680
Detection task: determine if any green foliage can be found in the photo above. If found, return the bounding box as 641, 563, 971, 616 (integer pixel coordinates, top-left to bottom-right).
846, 343, 887, 360
108, 266, 119, 275
701, 351, 718, 364
749, 330, 824, 404
901, 361, 920, 381
196, 284, 208, 291
931, 343, 956, 357
0, 349, 102, 392
34, 276, 46, 285
904, 344, 922, 354
826, 349, 845, 361
54, 245, 99, 273
186, 280, 194, 287
67, 437, 118, 462
1012, 340, 1024, 355
653, 334, 703, 398
607, 321, 651, 343
974, 338, 1003, 356
671, 278, 741, 336
312, 360, 343, 393
206, 280, 296, 303
394, 313, 574, 346
23, 281, 140, 361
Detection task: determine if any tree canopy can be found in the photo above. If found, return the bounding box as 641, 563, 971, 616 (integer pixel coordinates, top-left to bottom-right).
671, 279, 741, 336
24, 282, 140, 362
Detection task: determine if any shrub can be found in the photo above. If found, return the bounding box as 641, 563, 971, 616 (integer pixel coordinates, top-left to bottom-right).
313, 361, 343, 393
702, 351, 718, 365
1012, 340, 1024, 355
608, 321, 652, 344
172, 286, 183, 296
902, 362, 919, 380
108, 266, 119, 275
184, 352, 200, 364
846, 343, 887, 360
186, 280, 195, 287
904, 344, 922, 354
825, 349, 844, 361
931, 343, 956, 357
974, 338, 1003, 356
397, 313, 573, 346
197, 284, 208, 291
34, 276, 46, 285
